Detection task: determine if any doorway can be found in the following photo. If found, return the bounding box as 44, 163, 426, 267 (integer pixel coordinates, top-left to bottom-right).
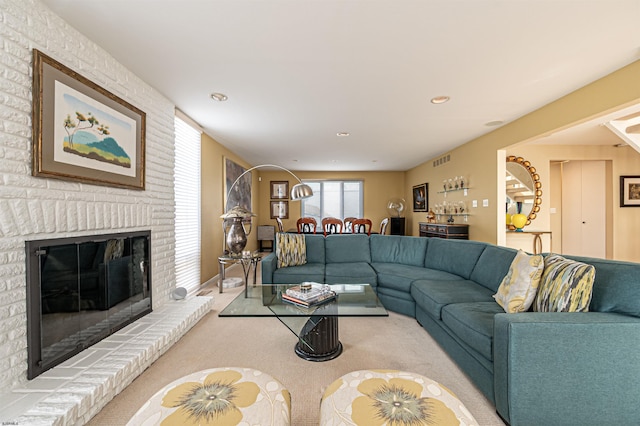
558, 160, 610, 258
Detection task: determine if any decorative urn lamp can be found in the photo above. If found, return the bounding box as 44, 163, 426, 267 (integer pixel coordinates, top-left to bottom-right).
510, 213, 528, 232
220, 206, 256, 255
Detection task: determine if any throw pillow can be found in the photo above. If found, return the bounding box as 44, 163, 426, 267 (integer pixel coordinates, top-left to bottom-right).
534, 254, 596, 312
493, 250, 544, 313
276, 232, 307, 268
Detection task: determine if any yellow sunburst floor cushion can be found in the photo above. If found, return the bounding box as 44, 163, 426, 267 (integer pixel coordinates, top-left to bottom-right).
127, 367, 291, 426
320, 369, 478, 426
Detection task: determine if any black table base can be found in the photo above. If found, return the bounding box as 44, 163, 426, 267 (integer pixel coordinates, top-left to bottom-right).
294, 315, 342, 361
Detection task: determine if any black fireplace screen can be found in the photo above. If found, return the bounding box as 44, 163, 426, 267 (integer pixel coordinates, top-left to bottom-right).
26, 231, 152, 379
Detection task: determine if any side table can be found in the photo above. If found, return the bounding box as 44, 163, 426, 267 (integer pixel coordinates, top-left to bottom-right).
218, 252, 260, 297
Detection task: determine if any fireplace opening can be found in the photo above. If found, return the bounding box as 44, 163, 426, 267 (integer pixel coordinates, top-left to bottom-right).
26, 230, 152, 379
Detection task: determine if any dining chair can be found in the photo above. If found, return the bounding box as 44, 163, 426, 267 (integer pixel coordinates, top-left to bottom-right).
322, 217, 343, 236
296, 217, 317, 234
351, 218, 373, 235
343, 217, 357, 233
275, 217, 284, 233
379, 217, 389, 235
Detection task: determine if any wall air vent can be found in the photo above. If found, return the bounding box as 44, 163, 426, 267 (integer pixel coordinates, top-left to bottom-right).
433, 154, 451, 167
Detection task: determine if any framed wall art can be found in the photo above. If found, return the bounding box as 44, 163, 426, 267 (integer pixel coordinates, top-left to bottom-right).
224, 158, 251, 212
412, 183, 428, 212
32, 49, 146, 190
620, 175, 640, 207
270, 181, 289, 199
270, 201, 289, 219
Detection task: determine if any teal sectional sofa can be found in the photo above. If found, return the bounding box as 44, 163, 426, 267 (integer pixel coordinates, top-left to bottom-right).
261, 233, 640, 425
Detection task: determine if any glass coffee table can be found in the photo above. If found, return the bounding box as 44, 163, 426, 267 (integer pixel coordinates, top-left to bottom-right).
219, 284, 388, 361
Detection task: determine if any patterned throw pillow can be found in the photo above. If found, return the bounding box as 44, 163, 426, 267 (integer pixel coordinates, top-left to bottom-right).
534, 254, 596, 312
493, 250, 544, 313
276, 233, 307, 268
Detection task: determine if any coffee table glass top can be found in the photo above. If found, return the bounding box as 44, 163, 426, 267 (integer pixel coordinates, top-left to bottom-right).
219, 284, 388, 318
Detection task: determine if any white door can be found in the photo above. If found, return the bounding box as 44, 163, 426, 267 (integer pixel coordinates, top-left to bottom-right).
561, 161, 606, 257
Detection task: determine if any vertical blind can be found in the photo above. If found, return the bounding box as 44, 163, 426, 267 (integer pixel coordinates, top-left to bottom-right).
174, 115, 201, 296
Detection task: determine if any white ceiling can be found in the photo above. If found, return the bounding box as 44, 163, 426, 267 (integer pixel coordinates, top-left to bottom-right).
41, 0, 640, 171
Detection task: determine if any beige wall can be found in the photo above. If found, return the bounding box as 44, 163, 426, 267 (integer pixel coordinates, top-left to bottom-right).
406, 59, 640, 258
505, 144, 640, 261
200, 133, 259, 283
405, 147, 499, 241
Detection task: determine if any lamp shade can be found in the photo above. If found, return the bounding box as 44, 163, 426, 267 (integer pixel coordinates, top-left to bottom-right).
291, 183, 314, 200
220, 205, 256, 219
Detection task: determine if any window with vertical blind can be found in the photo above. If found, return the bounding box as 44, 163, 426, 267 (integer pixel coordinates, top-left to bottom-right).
174, 115, 201, 296
300, 180, 363, 228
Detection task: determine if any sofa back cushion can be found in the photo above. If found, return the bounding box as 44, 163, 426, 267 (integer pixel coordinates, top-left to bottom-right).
370, 235, 428, 267
424, 239, 486, 280
470, 244, 518, 292
562, 255, 640, 317
325, 234, 371, 263
304, 234, 326, 264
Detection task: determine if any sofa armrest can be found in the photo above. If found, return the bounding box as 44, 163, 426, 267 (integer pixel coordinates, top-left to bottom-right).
494, 312, 640, 425
261, 253, 277, 284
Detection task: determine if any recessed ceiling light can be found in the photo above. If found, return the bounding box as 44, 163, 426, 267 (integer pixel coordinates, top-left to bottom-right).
210, 92, 228, 102
337, 132, 350, 137
485, 120, 504, 127
430, 96, 450, 104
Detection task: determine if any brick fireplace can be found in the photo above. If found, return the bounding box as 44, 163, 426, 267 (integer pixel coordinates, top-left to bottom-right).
0, 0, 206, 422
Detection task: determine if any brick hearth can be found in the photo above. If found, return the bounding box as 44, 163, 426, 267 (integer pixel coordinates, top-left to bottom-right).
0, 296, 212, 425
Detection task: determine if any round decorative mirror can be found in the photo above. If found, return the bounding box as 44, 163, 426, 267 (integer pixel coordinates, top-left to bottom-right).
505, 155, 542, 228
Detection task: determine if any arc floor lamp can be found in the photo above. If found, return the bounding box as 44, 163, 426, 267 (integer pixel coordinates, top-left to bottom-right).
220, 164, 313, 255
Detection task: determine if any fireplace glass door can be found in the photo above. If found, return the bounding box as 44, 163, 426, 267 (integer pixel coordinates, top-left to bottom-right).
26, 231, 152, 379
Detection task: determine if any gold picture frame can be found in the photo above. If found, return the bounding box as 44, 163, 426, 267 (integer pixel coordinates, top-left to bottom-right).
32, 49, 146, 190
270, 180, 289, 199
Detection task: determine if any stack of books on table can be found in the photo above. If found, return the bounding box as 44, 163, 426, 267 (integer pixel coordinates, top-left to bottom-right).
282, 283, 337, 308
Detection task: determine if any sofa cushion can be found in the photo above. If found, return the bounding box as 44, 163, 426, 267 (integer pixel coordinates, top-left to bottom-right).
372, 263, 462, 293
303, 234, 326, 264
325, 262, 377, 286
411, 279, 495, 320
273, 263, 325, 284
441, 302, 503, 362
424, 239, 486, 279
325, 234, 371, 264
470, 245, 518, 292
563, 255, 640, 317
376, 286, 414, 302
493, 250, 544, 313
534, 254, 595, 312
370, 235, 427, 266
276, 233, 307, 268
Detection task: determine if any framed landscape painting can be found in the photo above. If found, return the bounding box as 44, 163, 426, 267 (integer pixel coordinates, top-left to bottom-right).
32, 49, 146, 190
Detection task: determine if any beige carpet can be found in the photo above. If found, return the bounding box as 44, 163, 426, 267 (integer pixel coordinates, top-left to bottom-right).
87, 262, 505, 426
